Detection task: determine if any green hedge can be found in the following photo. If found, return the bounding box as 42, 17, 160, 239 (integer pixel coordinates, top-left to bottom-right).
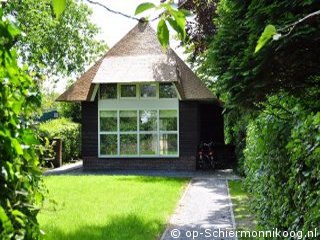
244, 94, 320, 236
38, 118, 81, 162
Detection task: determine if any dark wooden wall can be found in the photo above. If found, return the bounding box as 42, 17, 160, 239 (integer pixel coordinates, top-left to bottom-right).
179, 101, 200, 160
80, 100, 225, 171
81, 101, 98, 158
199, 102, 224, 144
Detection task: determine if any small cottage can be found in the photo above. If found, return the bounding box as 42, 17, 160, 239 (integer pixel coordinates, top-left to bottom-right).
57, 22, 224, 171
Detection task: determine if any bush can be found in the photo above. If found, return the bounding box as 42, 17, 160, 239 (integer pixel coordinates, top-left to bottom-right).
0, 15, 45, 239
244, 93, 320, 236
38, 118, 81, 162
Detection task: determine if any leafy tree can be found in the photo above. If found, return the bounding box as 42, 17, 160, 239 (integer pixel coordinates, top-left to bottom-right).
40, 88, 60, 113
4, 0, 106, 82
180, 0, 218, 62
200, 0, 320, 108
58, 102, 81, 123
0, 10, 45, 239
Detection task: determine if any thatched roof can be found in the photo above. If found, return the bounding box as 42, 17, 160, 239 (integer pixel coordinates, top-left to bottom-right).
57, 22, 218, 102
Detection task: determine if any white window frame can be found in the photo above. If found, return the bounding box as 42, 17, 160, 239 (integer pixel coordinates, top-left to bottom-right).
98, 83, 179, 158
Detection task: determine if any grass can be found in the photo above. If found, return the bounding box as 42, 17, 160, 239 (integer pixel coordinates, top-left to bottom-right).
228, 180, 256, 240
38, 175, 188, 240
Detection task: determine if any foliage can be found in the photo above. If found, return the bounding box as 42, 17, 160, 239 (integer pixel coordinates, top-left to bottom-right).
5, 0, 106, 81
181, 0, 218, 62
244, 92, 320, 236
38, 176, 187, 240
52, 0, 66, 19
40, 89, 60, 113
38, 118, 81, 162
0, 11, 45, 239
255, 10, 320, 53
255, 24, 276, 53
199, 0, 320, 108
58, 102, 81, 123
135, 1, 188, 48
188, 0, 320, 232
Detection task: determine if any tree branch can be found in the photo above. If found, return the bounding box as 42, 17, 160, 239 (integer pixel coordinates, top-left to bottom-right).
279, 10, 320, 32
85, 0, 140, 21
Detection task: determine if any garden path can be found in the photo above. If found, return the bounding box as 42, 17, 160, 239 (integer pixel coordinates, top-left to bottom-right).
161, 177, 237, 240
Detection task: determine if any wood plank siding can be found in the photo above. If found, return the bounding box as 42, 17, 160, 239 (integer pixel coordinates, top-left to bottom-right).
81, 100, 225, 171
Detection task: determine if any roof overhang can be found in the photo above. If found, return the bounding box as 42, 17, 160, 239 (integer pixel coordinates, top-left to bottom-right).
92, 55, 177, 83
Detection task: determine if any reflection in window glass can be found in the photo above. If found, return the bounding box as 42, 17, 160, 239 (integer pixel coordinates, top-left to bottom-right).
140, 134, 157, 155
100, 111, 117, 132
159, 110, 177, 131
139, 110, 157, 131
160, 134, 178, 155
159, 83, 177, 98
121, 84, 136, 98
120, 111, 137, 132
140, 84, 157, 98
120, 134, 137, 155
100, 134, 117, 155
100, 84, 117, 99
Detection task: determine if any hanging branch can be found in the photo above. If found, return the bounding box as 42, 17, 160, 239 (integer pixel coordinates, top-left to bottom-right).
278, 9, 320, 32
85, 0, 141, 21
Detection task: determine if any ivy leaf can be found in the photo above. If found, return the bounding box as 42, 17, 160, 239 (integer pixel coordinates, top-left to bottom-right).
255, 24, 277, 53
52, 0, 66, 20
157, 19, 169, 49
134, 2, 156, 16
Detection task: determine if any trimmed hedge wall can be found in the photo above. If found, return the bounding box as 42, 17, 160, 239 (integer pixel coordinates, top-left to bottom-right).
38, 118, 81, 162
244, 94, 320, 236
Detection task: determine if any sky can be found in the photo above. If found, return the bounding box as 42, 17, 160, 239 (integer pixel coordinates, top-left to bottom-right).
52, 0, 184, 93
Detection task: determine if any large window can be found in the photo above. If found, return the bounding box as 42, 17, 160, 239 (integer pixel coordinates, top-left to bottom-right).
98, 83, 178, 158
99, 109, 178, 157
159, 110, 178, 155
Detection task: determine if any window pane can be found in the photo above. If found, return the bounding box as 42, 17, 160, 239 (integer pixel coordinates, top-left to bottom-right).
159, 83, 177, 98
100, 134, 117, 155
140, 134, 157, 155
100, 111, 117, 132
139, 110, 157, 131
121, 84, 136, 98
159, 110, 177, 131
140, 84, 157, 98
120, 134, 137, 155
120, 111, 137, 132
160, 134, 178, 155
100, 84, 117, 99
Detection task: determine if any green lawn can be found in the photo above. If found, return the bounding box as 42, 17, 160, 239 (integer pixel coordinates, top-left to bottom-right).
38, 175, 188, 240
228, 180, 256, 240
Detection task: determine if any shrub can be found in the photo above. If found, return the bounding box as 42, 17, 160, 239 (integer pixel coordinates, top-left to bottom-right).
38, 118, 81, 162
0, 14, 44, 239
244, 93, 320, 236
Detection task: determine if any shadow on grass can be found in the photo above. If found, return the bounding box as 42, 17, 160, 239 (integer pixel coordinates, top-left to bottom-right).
113, 176, 189, 184
43, 214, 164, 240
